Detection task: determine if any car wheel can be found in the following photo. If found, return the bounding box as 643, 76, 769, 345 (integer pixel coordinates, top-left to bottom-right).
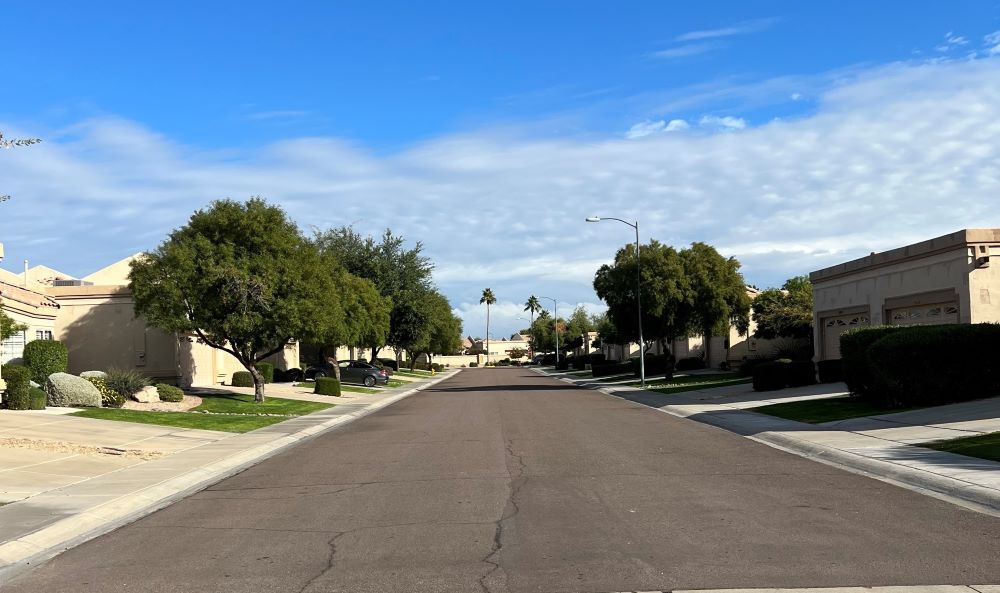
364, 376, 376, 387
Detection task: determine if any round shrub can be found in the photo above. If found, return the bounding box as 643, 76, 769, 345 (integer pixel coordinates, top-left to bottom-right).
254, 362, 274, 383
314, 377, 341, 396
469, 362, 479, 367
156, 383, 185, 402
285, 367, 303, 382
46, 373, 102, 407
231, 371, 254, 387
786, 361, 817, 387
84, 376, 125, 408
2, 365, 32, 410
104, 367, 150, 400
752, 361, 789, 391
28, 387, 46, 410
23, 340, 68, 385
80, 370, 107, 379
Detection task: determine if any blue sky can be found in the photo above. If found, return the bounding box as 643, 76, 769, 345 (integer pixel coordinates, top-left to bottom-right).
3, 1, 1000, 337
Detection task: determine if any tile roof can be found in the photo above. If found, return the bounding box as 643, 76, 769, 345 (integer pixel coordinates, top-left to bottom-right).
0, 279, 60, 310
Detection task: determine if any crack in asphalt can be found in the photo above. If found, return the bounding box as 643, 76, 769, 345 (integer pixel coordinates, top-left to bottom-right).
296, 530, 345, 593
478, 435, 528, 593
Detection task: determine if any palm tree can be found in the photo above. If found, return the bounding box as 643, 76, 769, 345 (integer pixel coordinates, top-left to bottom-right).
524, 295, 542, 358
480, 288, 496, 364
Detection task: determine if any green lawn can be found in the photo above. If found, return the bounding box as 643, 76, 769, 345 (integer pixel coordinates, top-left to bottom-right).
71, 392, 333, 433
645, 373, 750, 394
752, 396, 913, 424
922, 432, 1000, 462
393, 369, 433, 378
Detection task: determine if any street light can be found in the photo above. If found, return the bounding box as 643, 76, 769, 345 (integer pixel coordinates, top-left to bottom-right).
537, 296, 560, 367
586, 216, 646, 388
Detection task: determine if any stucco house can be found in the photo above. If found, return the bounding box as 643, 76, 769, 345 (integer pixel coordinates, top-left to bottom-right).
810, 228, 1000, 360
1, 254, 298, 387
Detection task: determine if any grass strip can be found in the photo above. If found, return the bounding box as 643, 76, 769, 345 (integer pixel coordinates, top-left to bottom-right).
922, 431, 1000, 462
71, 393, 333, 433
647, 376, 751, 395
752, 396, 914, 424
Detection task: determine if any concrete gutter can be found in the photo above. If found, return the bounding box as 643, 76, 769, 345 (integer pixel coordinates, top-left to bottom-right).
0, 370, 458, 581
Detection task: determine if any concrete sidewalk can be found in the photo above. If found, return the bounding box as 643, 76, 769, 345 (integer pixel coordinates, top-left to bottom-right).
0, 370, 458, 580
535, 368, 1000, 516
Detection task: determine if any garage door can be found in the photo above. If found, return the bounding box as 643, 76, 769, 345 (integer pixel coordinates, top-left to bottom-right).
888, 302, 959, 327
821, 313, 869, 360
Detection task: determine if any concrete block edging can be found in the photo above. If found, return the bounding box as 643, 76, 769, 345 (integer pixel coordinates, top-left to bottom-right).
0, 370, 459, 581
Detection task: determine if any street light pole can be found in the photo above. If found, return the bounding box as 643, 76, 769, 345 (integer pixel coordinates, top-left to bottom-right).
538, 296, 559, 367
585, 216, 646, 388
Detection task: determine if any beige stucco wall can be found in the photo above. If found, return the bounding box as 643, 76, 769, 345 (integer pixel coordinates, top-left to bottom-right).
969, 244, 1000, 323
82, 254, 141, 286
179, 338, 300, 387
49, 285, 180, 380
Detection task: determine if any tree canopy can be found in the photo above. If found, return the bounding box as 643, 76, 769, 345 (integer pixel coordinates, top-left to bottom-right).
752, 275, 813, 340
1, 311, 26, 341
410, 290, 463, 365
130, 197, 345, 402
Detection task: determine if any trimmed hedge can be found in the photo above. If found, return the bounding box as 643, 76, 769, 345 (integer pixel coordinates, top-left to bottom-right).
28, 386, 46, 410
254, 362, 274, 384
840, 326, 908, 399
752, 361, 788, 391
378, 358, 399, 371
314, 377, 342, 396
738, 357, 771, 378
156, 383, 185, 402
817, 359, 842, 383
631, 354, 674, 378
23, 340, 68, 385
865, 323, 1000, 407
469, 362, 479, 367
591, 361, 632, 378
556, 358, 570, 371
572, 353, 606, 370
231, 371, 254, 387
675, 356, 706, 371
2, 364, 32, 410
786, 361, 817, 387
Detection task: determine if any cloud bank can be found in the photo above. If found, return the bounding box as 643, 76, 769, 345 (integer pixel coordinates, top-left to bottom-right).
2, 58, 1000, 337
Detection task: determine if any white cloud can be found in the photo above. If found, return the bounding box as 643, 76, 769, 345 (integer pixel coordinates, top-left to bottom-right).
675, 18, 778, 42
935, 31, 970, 52
699, 115, 747, 130
625, 118, 689, 139
790, 92, 803, 101
4, 58, 1000, 338
985, 31, 1000, 55
650, 43, 717, 60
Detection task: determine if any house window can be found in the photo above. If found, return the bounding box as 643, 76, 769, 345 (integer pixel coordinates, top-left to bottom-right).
35, 330, 53, 341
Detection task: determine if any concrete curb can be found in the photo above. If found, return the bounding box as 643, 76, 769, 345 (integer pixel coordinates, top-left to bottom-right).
0, 370, 458, 581
532, 368, 1000, 517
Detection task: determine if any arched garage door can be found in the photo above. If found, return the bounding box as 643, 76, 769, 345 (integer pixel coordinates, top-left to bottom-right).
887, 302, 959, 327
821, 313, 869, 360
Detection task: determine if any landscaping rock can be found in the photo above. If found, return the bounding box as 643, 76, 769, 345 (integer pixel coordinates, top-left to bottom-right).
133, 385, 161, 403
45, 373, 103, 408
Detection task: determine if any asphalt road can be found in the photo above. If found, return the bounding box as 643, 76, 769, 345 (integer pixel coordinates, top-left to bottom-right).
4, 369, 999, 593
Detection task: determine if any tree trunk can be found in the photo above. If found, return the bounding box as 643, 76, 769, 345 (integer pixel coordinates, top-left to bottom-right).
349, 346, 355, 361
486, 304, 491, 365
249, 365, 266, 403
370, 345, 381, 363
323, 345, 341, 381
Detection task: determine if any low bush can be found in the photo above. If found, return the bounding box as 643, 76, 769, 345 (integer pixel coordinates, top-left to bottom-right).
631, 354, 674, 378
272, 368, 287, 383
556, 358, 570, 371
46, 373, 102, 407
866, 323, 1000, 408
752, 361, 789, 391
469, 362, 479, 368
254, 362, 274, 384
85, 376, 125, 408
786, 361, 817, 387
817, 359, 842, 383
431, 363, 445, 372
285, 367, 304, 382
23, 340, 68, 385
104, 367, 150, 401
231, 371, 254, 387
2, 365, 32, 410
572, 353, 607, 370
28, 387, 46, 410
314, 377, 342, 396
156, 383, 185, 403
675, 356, 705, 371
378, 358, 399, 371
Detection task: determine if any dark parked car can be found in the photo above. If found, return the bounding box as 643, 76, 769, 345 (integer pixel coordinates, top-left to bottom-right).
305, 360, 389, 387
